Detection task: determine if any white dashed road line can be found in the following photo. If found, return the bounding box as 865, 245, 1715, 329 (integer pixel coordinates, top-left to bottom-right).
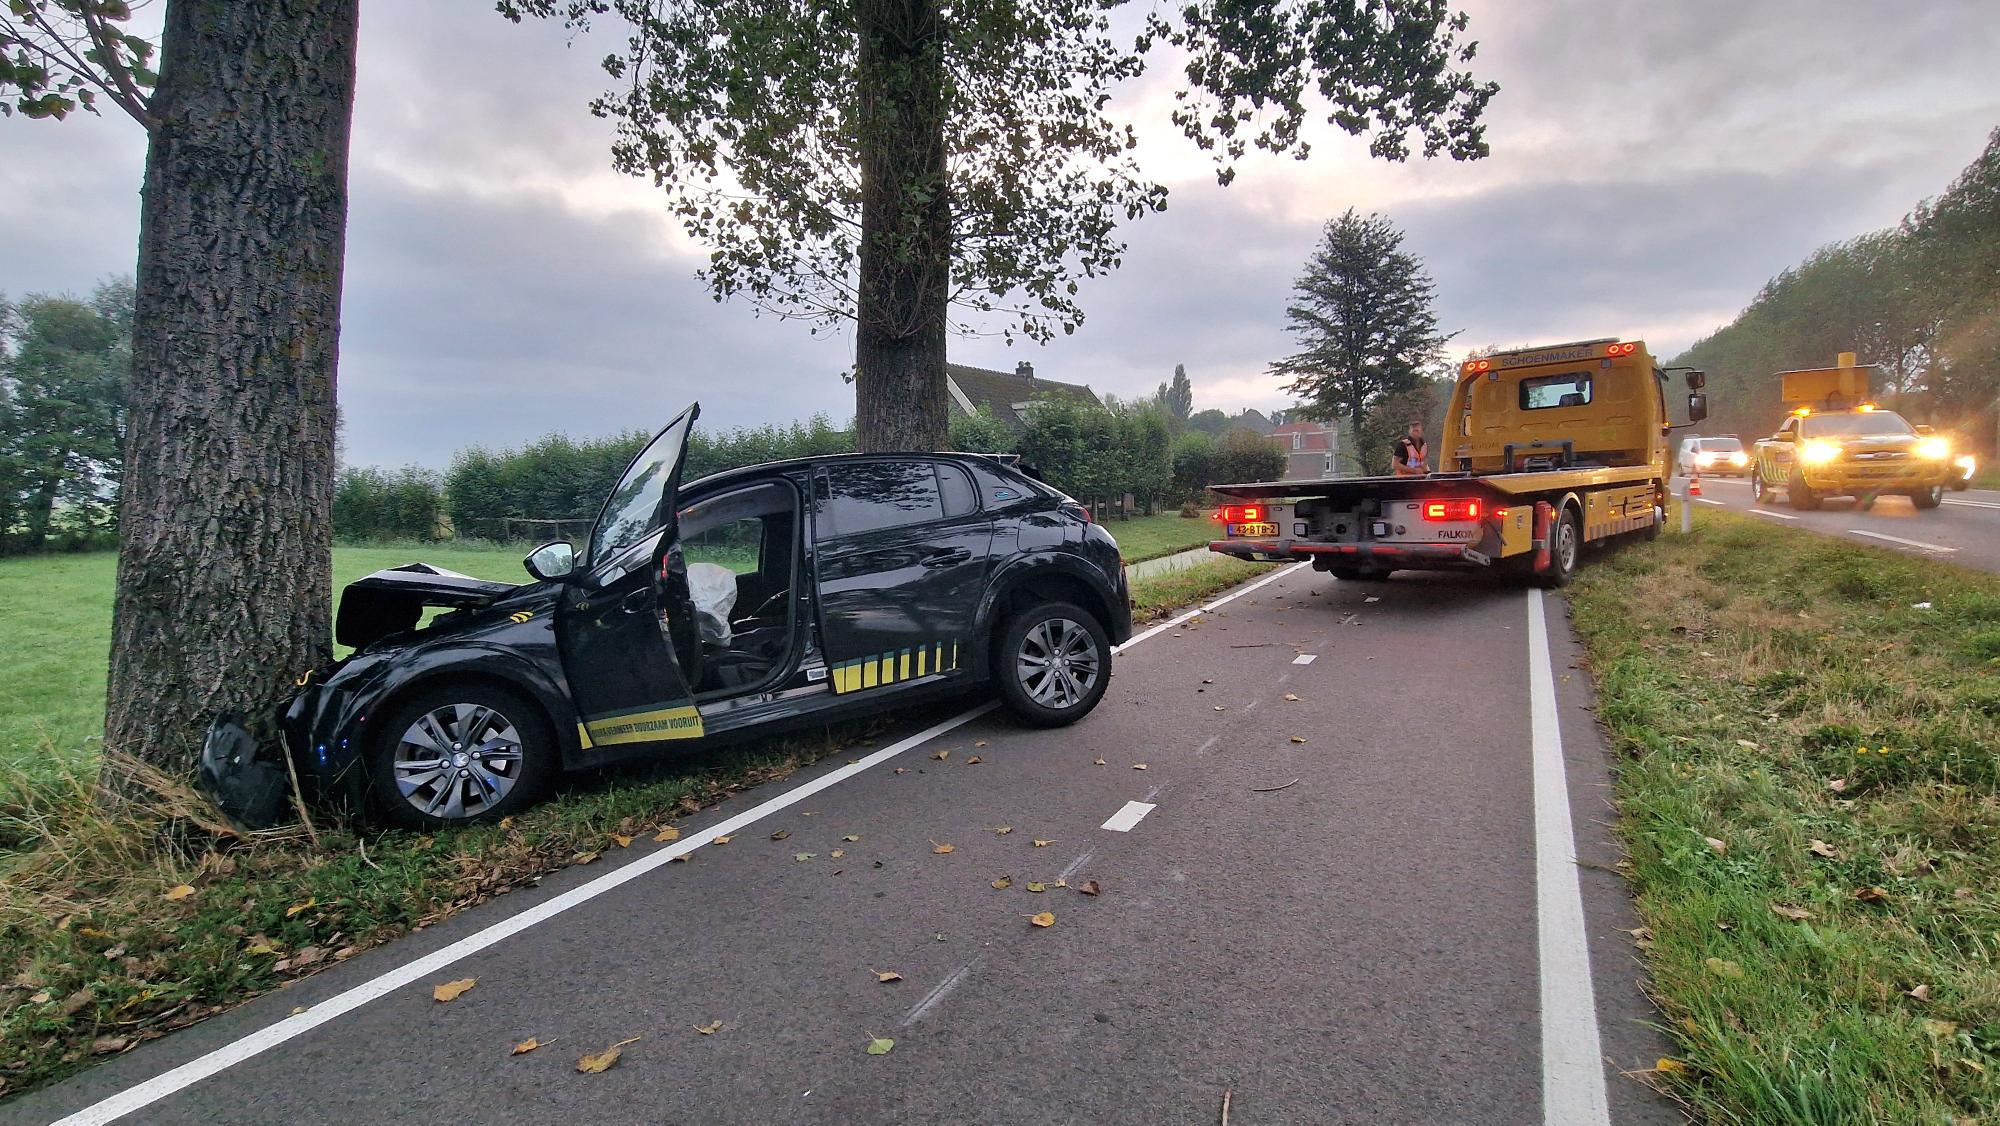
1748, 508, 1799, 521
1695, 497, 1727, 506
1100, 801, 1156, 833
1847, 529, 1956, 553
1944, 498, 2000, 510
1292, 653, 1317, 665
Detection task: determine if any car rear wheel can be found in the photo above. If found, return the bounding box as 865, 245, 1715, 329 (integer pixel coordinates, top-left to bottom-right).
995, 602, 1111, 728
369, 684, 554, 828
1909, 484, 1943, 509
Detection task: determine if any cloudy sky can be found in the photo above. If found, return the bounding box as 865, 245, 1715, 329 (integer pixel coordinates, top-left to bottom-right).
3, 1, 1995, 468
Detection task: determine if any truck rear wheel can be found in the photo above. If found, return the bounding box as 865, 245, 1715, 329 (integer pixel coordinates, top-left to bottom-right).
1787, 468, 1821, 511
1537, 507, 1580, 588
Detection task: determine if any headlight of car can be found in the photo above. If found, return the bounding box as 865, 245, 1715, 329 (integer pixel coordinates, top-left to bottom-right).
1955, 454, 1977, 474
1800, 440, 1841, 465
1916, 437, 1950, 459
1729, 452, 1749, 466
1695, 452, 1717, 466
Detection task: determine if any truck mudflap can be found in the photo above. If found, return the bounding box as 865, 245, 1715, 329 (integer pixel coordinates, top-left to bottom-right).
1208, 539, 1491, 566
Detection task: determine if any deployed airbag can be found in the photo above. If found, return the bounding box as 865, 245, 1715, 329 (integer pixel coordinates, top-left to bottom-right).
686, 562, 739, 647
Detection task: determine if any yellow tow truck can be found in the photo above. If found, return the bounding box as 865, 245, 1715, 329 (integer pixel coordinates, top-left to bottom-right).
1207, 337, 1707, 586
1749, 353, 1953, 511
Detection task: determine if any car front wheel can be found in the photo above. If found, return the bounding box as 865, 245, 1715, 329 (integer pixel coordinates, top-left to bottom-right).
995, 602, 1111, 727
1910, 484, 1943, 509
369, 684, 554, 828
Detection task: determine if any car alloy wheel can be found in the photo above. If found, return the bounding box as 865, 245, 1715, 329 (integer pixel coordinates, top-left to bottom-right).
392, 702, 526, 821
1016, 617, 1102, 710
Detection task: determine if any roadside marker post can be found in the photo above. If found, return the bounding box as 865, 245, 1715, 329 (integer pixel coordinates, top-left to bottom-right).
1671, 475, 1693, 534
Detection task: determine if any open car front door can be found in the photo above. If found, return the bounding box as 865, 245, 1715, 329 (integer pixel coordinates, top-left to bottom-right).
556, 404, 707, 751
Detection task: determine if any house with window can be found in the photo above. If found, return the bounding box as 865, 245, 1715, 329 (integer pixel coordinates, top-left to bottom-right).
945, 361, 1102, 433
1269, 417, 1345, 479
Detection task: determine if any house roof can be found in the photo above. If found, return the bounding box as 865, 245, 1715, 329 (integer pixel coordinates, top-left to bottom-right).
945, 362, 1101, 432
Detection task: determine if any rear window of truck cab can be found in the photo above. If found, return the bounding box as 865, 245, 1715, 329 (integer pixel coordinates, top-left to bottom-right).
1519, 371, 1594, 410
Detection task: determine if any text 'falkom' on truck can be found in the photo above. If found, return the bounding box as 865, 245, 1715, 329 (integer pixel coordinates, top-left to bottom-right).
1206, 338, 1710, 586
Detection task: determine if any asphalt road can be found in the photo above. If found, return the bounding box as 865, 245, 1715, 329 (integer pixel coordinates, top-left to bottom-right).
1690, 476, 2000, 572
10, 565, 1680, 1126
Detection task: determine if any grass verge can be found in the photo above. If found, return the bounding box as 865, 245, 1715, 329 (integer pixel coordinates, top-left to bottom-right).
1102, 512, 1217, 564
1568, 507, 1999, 1123
1131, 556, 1273, 620
0, 557, 1271, 1101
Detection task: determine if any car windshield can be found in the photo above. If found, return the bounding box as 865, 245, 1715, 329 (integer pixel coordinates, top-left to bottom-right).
1802, 413, 1914, 439
1699, 438, 1742, 452
589, 407, 695, 566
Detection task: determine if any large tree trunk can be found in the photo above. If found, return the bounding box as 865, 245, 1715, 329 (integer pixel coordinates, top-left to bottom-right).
852, 0, 950, 454
103, 0, 356, 794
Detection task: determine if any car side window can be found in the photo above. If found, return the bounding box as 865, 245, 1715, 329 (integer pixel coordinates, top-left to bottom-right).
815, 461, 945, 541
938, 463, 978, 518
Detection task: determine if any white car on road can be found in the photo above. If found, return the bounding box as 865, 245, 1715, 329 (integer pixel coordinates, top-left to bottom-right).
1677, 435, 1750, 477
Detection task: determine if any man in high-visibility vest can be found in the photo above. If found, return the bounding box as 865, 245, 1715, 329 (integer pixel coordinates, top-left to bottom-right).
1391, 419, 1428, 476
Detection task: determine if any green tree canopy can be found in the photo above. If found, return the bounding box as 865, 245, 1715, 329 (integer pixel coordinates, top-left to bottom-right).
1156, 363, 1194, 429
0, 279, 132, 552
1270, 209, 1449, 447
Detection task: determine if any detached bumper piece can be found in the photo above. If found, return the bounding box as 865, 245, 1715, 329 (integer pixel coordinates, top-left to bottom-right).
198, 715, 292, 829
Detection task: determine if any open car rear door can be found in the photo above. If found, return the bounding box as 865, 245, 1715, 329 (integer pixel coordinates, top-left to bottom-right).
556, 404, 707, 750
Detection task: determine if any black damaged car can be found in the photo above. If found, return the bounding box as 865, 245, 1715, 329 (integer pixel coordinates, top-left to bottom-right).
213, 404, 1131, 828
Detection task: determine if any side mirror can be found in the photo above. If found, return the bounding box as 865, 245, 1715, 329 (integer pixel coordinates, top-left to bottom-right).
1685, 370, 1707, 390
1915, 424, 1935, 435
1687, 392, 1708, 422
524, 540, 576, 582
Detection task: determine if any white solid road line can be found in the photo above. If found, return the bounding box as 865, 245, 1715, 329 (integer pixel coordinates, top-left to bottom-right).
1100, 800, 1156, 833
1848, 529, 1957, 552
1695, 498, 1727, 506
1944, 497, 2000, 510
61, 561, 1312, 1126
50, 700, 997, 1126
1748, 508, 1800, 520
1527, 590, 1611, 1126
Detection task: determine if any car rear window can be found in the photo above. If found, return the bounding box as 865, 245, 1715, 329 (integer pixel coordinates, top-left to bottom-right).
938, 463, 978, 518
814, 461, 945, 539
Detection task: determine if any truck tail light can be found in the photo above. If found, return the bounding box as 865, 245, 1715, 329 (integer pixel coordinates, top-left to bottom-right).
1421, 498, 1483, 521
1212, 505, 1265, 522
1605, 342, 1638, 356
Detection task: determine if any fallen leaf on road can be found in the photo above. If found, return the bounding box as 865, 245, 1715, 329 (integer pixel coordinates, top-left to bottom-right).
92, 1036, 128, 1055
576, 1037, 640, 1073
1202, 678, 1214, 684
771, 829, 791, 840
991, 826, 1013, 835
510, 1038, 548, 1055
975, 741, 988, 748
967, 756, 983, 765
1027, 911, 1055, 928
1032, 839, 1055, 847
1769, 904, 1814, 921
843, 834, 860, 842
932, 750, 950, 761
669, 854, 692, 863
1854, 886, 1890, 903
285, 898, 317, 919
712, 835, 733, 845
1806, 839, 1838, 858
1078, 880, 1101, 896
795, 852, 816, 862
653, 826, 681, 843
695, 1021, 723, 1035
831, 850, 845, 859
1289, 736, 1307, 744
164, 884, 195, 901
291, 946, 328, 968
573, 850, 601, 865
1213, 706, 1225, 712
1026, 881, 1047, 893
992, 876, 1013, 889
1093, 757, 1106, 766
1703, 836, 1727, 854
612, 834, 634, 848
1132, 763, 1148, 771
893, 767, 907, 774
874, 970, 903, 983
1283, 693, 1300, 702
867, 1036, 895, 1056
432, 978, 476, 1003
932, 842, 956, 854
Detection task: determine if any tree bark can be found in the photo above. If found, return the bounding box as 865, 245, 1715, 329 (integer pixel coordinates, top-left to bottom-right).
852, 0, 950, 454
103, 0, 356, 793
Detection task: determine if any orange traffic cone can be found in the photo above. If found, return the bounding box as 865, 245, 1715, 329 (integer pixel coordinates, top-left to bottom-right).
1689, 469, 1702, 497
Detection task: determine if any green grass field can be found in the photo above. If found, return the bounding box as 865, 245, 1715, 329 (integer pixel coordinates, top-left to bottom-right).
1098, 511, 1214, 563
0, 545, 532, 784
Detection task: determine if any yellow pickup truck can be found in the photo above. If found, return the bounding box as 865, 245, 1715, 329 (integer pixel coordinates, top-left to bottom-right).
1749, 354, 1953, 511
1208, 337, 1706, 586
